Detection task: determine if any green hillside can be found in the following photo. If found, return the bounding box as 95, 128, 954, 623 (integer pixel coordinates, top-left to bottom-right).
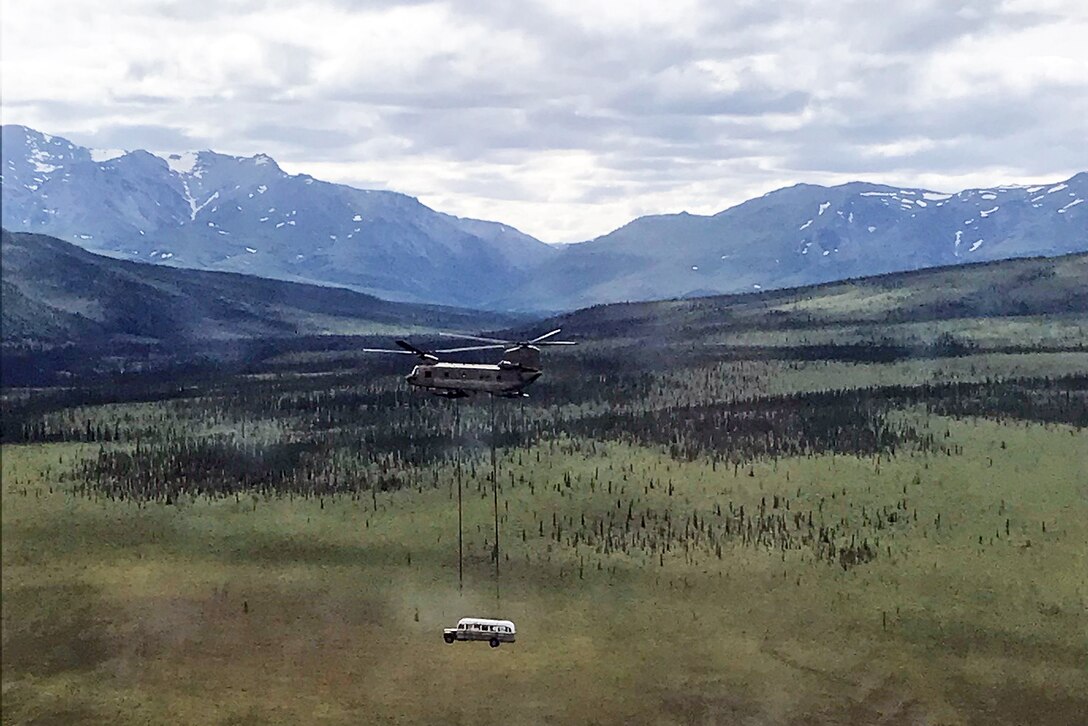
1, 229, 518, 345
548, 252, 1087, 337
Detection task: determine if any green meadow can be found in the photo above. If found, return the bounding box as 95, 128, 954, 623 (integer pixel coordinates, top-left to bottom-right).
4, 255, 1088, 723
3, 407, 1086, 724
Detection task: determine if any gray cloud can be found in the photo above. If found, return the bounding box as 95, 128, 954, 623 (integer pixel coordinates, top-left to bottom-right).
2, 0, 1086, 241
79, 124, 206, 152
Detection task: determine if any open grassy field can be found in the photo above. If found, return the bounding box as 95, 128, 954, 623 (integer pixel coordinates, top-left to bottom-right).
3, 394, 1086, 724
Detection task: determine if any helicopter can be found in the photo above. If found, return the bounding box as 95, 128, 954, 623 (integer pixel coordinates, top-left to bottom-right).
363, 329, 575, 398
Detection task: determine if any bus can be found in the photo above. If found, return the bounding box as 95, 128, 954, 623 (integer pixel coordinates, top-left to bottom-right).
443, 617, 517, 647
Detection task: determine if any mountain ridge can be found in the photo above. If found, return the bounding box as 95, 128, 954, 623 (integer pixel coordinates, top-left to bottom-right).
0, 228, 519, 346
502, 173, 1087, 310
3, 124, 1085, 312
1, 125, 556, 308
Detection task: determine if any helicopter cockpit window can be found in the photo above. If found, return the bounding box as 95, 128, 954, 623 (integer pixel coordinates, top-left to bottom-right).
424, 371, 432, 378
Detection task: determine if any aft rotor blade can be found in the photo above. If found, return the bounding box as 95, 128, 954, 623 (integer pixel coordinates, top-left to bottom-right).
434, 344, 508, 353
528, 328, 563, 344
438, 332, 512, 345
361, 348, 416, 355
534, 340, 577, 345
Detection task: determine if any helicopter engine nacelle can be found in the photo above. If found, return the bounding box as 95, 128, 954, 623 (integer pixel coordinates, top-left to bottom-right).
500, 345, 541, 371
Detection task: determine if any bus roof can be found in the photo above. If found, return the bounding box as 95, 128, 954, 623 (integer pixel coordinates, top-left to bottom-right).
457, 617, 516, 630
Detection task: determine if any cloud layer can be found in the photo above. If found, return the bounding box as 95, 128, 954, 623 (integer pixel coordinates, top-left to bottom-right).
3, 0, 1086, 241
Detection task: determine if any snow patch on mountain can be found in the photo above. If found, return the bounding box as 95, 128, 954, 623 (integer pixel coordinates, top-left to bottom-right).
166, 152, 198, 175
191, 190, 219, 221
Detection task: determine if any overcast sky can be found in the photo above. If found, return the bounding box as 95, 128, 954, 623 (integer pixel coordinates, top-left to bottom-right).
2, 0, 1086, 242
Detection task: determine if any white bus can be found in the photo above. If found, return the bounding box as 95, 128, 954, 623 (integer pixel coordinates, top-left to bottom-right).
443, 617, 516, 647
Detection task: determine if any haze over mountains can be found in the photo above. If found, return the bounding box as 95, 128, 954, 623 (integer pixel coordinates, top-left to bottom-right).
7, 227, 1084, 352
3, 124, 1085, 312
1, 229, 516, 346
514, 174, 1087, 310
0, 125, 555, 309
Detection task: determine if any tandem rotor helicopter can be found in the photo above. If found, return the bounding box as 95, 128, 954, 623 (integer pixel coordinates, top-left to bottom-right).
362, 328, 576, 398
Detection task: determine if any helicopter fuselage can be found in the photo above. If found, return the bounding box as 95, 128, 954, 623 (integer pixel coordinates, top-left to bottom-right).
406, 362, 541, 398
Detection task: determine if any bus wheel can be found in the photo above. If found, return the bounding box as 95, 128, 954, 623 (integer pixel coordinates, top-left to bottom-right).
490, 638, 500, 648
444, 634, 455, 644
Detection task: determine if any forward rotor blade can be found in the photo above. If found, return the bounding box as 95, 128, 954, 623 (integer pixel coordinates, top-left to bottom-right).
434, 344, 508, 353
438, 332, 512, 345
361, 348, 417, 355
534, 340, 577, 345
528, 328, 563, 344
392, 339, 439, 361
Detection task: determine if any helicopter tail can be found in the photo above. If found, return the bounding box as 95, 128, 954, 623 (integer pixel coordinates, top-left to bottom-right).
500, 345, 541, 371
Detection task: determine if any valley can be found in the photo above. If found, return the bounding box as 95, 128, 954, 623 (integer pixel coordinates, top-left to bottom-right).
3, 252, 1086, 724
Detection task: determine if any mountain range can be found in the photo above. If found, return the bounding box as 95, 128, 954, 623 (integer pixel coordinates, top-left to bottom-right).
2, 124, 1085, 311
514, 174, 1087, 310
0, 125, 555, 309
8, 226, 1084, 352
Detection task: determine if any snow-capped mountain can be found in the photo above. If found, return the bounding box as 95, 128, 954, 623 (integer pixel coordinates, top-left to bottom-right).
0, 125, 556, 307
500, 174, 1088, 310
3, 124, 1085, 312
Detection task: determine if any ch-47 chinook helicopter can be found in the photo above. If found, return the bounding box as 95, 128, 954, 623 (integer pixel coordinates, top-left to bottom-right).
363, 329, 575, 398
